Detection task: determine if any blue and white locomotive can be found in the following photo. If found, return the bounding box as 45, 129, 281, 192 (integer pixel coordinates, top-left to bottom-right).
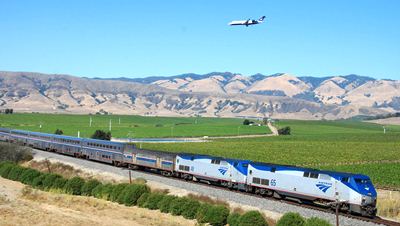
0, 128, 377, 217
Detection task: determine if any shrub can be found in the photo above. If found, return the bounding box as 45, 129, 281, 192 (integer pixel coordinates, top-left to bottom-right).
110, 183, 129, 203
92, 183, 114, 200
170, 197, 190, 216
276, 212, 305, 226
54, 129, 64, 135
0, 162, 15, 178
278, 126, 291, 135
91, 130, 111, 140
196, 203, 213, 223
0, 143, 33, 163
137, 193, 150, 207
305, 217, 332, 226
158, 195, 177, 213
20, 168, 42, 185
203, 205, 230, 226
7, 165, 24, 181
144, 192, 165, 210
42, 173, 63, 190
181, 198, 201, 219
227, 212, 241, 226
64, 176, 85, 195
238, 211, 268, 226
121, 183, 150, 206
81, 179, 101, 196
52, 177, 68, 190
32, 174, 47, 189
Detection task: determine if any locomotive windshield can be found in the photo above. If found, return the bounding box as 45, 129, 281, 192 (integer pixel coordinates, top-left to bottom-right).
355, 178, 371, 184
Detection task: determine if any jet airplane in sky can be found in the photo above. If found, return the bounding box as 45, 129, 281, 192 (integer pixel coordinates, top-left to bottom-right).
229, 16, 266, 27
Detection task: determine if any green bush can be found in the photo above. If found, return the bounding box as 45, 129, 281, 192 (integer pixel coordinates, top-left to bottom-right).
181, 198, 201, 219
238, 211, 268, 226
305, 217, 332, 226
121, 184, 150, 206
170, 197, 190, 216
0, 162, 15, 178
7, 165, 24, 181
110, 183, 129, 203
92, 183, 114, 200
32, 174, 47, 189
144, 192, 165, 210
276, 212, 305, 226
20, 168, 42, 185
203, 205, 230, 226
227, 212, 241, 226
64, 176, 85, 195
52, 177, 68, 190
42, 173, 63, 190
81, 179, 101, 196
196, 203, 213, 223
137, 193, 150, 207
158, 195, 177, 213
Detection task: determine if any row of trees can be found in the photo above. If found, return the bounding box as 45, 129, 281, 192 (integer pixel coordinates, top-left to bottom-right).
1, 108, 14, 114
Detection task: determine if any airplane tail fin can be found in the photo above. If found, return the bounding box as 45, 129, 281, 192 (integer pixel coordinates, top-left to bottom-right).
259, 16, 266, 22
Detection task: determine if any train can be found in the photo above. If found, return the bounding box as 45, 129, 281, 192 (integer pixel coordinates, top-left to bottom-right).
0, 127, 377, 217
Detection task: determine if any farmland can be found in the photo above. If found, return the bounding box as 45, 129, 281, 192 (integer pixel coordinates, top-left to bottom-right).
0, 113, 269, 138
143, 120, 400, 189
1, 113, 399, 189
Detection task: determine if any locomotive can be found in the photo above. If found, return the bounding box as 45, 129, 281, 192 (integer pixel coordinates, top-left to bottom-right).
0, 128, 377, 217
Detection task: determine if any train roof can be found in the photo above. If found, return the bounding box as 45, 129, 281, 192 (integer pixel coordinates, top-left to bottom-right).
249, 161, 368, 178
177, 153, 251, 163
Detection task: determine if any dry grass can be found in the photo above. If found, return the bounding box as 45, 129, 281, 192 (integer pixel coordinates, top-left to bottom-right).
377, 189, 400, 221
187, 193, 229, 207
0, 177, 196, 226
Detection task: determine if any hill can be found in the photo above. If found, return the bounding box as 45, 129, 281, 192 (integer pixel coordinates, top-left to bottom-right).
1, 71, 399, 119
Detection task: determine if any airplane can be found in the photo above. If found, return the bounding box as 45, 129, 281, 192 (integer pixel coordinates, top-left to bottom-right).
228, 16, 266, 27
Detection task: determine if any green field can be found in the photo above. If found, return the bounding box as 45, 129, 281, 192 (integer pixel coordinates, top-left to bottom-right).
1, 113, 399, 189
143, 120, 400, 189
0, 113, 270, 138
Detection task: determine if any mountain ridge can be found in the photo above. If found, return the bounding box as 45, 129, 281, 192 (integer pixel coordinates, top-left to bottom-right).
0, 71, 398, 119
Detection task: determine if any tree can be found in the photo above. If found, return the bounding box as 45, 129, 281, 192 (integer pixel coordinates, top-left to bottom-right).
278, 126, 291, 135
91, 130, 112, 140
54, 129, 64, 135
243, 119, 250, 125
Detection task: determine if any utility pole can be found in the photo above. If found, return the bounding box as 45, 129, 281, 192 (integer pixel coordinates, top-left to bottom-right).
119, 117, 121, 125
171, 126, 174, 137
89, 117, 92, 127
383, 126, 386, 134
109, 119, 112, 131
77, 131, 80, 138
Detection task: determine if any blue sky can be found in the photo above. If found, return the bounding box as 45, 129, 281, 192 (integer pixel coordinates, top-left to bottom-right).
0, 0, 399, 79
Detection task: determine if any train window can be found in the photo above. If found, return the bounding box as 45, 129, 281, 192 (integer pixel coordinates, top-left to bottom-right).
310, 173, 319, 179
179, 165, 190, 171
233, 162, 238, 167
341, 177, 349, 183
252, 177, 261, 184
271, 167, 276, 173
249, 170, 252, 175
261, 179, 269, 186
303, 172, 310, 177
211, 159, 220, 164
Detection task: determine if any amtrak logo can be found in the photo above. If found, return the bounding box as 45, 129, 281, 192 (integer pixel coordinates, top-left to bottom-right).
218, 167, 228, 175
316, 182, 332, 193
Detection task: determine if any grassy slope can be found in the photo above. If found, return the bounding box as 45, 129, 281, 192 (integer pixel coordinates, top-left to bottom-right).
0, 113, 270, 138
143, 120, 400, 189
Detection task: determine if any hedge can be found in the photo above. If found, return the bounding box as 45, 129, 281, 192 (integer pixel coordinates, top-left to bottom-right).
203, 205, 230, 226
42, 173, 63, 190
0, 163, 15, 178
137, 193, 151, 207
92, 183, 114, 200
181, 198, 201, 219
20, 168, 42, 185
227, 212, 241, 226
238, 211, 268, 226
7, 165, 25, 181
305, 217, 332, 226
52, 177, 68, 190
170, 197, 190, 216
110, 183, 129, 203
32, 174, 47, 189
158, 195, 178, 213
144, 192, 165, 210
64, 176, 85, 195
276, 212, 305, 226
81, 179, 101, 196
121, 184, 150, 206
